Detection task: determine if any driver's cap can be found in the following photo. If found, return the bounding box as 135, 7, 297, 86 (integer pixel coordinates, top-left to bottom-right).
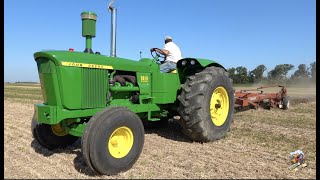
165, 36, 172, 40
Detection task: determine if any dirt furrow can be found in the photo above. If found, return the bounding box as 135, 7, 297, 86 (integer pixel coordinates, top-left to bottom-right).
235, 121, 315, 140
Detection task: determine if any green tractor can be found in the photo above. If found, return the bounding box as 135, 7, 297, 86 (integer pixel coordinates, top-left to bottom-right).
32, 3, 234, 175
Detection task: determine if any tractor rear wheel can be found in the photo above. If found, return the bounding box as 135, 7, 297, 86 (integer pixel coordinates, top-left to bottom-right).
81, 107, 145, 175
31, 115, 79, 150
177, 66, 235, 142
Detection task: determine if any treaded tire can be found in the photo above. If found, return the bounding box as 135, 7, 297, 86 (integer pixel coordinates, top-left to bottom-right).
282, 96, 290, 110
31, 114, 79, 150
177, 66, 235, 142
82, 107, 145, 175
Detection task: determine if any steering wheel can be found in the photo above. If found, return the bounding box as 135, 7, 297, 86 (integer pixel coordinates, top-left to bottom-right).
151, 48, 166, 63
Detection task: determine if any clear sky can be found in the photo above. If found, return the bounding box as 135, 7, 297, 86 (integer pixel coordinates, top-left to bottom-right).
4, 0, 316, 82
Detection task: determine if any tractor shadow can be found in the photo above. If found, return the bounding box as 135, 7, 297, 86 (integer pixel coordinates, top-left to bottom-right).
31, 139, 100, 177
30, 119, 192, 177
143, 118, 192, 143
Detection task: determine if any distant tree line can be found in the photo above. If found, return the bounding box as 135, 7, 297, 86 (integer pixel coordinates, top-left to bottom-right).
14, 81, 39, 84
227, 61, 316, 85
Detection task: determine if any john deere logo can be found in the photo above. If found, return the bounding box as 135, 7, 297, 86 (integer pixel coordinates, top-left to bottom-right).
61, 61, 113, 70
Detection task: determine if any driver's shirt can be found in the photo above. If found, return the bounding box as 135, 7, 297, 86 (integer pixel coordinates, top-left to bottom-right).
164, 42, 182, 63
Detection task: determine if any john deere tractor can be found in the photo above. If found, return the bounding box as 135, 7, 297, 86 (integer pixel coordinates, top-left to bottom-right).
32, 3, 234, 175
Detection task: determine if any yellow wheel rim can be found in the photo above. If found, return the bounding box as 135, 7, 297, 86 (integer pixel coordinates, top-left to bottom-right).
108, 126, 134, 158
51, 124, 68, 136
210, 86, 229, 126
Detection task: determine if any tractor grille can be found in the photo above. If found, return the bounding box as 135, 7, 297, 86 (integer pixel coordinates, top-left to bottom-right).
81, 68, 107, 108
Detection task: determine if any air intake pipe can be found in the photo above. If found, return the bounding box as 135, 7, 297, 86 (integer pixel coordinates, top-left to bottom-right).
81, 12, 97, 53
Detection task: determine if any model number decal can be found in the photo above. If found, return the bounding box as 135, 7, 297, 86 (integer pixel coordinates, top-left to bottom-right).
61, 61, 113, 69
141, 76, 148, 83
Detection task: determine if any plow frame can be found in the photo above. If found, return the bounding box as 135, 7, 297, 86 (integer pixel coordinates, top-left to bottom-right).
234, 84, 288, 110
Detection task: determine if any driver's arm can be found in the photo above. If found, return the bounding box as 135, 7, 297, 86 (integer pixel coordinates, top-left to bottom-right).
155, 48, 170, 56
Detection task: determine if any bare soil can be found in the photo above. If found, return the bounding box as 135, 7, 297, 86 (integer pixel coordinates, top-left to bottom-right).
4, 85, 316, 179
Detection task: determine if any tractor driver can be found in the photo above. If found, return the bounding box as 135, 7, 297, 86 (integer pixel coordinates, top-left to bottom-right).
150, 36, 182, 73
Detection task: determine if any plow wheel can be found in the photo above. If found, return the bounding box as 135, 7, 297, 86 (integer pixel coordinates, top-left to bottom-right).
177, 66, 235, 142
31, 115, 78, 150
282, 96, 290, 110
81, 107, 144, 175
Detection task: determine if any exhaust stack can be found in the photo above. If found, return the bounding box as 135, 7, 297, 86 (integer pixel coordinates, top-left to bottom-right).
108, 2, 117, 57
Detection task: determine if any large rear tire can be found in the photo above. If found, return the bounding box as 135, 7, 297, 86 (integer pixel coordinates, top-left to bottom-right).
31, 115, 79, 150
177, 66, 235, 142
81, 107, 145, 175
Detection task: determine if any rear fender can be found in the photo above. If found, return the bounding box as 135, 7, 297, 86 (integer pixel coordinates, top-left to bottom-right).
177, 58, 226, 83
177, 58, 226, 70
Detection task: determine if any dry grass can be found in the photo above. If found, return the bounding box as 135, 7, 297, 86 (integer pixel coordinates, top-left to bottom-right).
4, 83, 316, 179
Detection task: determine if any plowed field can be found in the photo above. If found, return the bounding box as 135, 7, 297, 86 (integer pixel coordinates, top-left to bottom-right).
4, 83, 316, 179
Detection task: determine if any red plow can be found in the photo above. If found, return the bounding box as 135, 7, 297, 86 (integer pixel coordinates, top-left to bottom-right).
234, 84, 290, 111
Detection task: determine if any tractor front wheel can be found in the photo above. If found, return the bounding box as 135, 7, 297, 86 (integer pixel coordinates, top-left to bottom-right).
31, 115, 79, 150
81, 107, 145, 175
177, 66, 235, 142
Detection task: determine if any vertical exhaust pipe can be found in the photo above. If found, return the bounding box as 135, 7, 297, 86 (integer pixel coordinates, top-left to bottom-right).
108, 2, 117, 57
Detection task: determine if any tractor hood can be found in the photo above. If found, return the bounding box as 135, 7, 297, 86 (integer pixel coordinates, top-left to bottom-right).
34, 51, 153, 72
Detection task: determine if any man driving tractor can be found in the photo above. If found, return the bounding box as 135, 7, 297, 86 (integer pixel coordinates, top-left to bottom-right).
150, 36, 182, 72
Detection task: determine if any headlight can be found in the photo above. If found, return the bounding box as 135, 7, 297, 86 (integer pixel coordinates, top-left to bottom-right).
190, 60, 196, 65
182, 60, 187, 66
